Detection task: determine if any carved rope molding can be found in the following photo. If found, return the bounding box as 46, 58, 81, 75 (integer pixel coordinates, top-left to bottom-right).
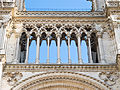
3, 72, 23, 86
99, 72, 119, 86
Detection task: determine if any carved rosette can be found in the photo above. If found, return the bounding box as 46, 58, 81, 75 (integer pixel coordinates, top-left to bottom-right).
3, 72, 23, 86
99, 72, 119, 86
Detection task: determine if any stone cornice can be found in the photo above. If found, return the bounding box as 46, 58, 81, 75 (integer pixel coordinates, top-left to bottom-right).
15, 11, 106, 18
3, 64, 118, 72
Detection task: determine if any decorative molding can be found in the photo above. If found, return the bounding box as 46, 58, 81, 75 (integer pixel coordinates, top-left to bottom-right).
11, 23, 114, 39
3, 72, 23, 86
3, 64, 118, 72
99, 72, 119, 86
15, 11, 106, 17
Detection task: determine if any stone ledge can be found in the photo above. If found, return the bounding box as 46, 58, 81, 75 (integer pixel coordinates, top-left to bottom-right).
3, 63, 118, 72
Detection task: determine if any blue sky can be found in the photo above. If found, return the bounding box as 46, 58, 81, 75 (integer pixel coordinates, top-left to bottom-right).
25, 0, 91, 64
25, 0, 92, 11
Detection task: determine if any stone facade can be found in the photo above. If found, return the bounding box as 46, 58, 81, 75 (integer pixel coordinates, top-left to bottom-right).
0, 0, 120, 90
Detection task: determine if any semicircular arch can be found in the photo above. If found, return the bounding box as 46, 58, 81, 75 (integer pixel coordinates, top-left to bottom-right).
12, 72, 110, 90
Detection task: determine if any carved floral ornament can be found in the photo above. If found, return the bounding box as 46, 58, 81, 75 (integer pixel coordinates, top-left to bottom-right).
99, 72, 119, 86
3, 72, 23, 86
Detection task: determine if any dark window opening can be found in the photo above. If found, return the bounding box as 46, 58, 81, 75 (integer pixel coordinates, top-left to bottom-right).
19, 32, 27, 63
91, 33, 99, 63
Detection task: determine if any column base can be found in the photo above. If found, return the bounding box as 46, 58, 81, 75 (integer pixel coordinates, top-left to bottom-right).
68, 59, 72, 64
12, 61, 18, 64
25, 59, 28, 64
100, 59, 106, 63
35, 59, 39, 64
78, 59, 83, 64
57, 58, 61, 64
46, 59, 50, 64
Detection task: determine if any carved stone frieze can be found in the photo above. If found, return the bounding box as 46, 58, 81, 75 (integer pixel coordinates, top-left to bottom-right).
3, 72, 23, 86
99, 72, 119, 86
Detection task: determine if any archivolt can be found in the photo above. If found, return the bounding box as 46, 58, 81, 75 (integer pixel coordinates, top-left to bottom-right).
12, 72, 110, 90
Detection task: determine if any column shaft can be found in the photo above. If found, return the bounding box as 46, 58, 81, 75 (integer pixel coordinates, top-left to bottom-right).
88, 37, 93, 63
77, 36, 83, 64
25, 36, 30, 64
47, 37, 50, 64
68, 37, 71, 64
57, 36, 61, 64
35, 36, 40, 64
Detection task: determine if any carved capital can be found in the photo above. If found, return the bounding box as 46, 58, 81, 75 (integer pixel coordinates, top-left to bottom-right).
26, 34, 30, 38
96, 32, 102, 38
56, 33, 61, 38
15, 33, 20, 38
36, 33, 41, 37
87, 33, 91, 38
46, 32, 51, 38
76, 33, 81, 38
67, 32, 71, 38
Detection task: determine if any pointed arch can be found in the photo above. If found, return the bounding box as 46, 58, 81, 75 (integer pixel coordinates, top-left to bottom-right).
28, 32, 37, 63
40, 32, 47, 63
60, 32, 68, 63
70, 32, 78, 63
81, 32, 89, 63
